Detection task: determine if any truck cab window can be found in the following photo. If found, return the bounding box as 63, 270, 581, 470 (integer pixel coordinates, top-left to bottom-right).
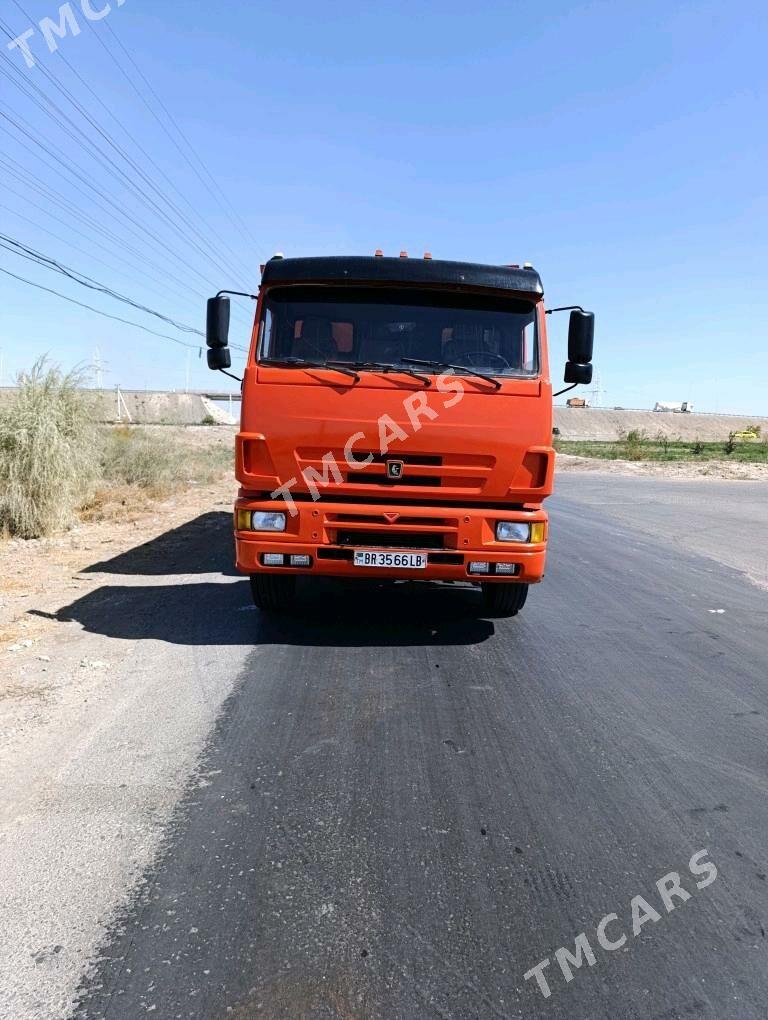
259, 286, 539, 377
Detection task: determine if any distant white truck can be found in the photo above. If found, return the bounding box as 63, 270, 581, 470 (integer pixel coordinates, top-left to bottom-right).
654, 401, 694, 413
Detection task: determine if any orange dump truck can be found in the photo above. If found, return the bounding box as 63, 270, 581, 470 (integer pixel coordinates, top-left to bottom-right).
206, 254, 594, 616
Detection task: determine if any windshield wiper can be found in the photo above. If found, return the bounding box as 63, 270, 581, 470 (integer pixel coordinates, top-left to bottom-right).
401, 357, 502, 390
260, 357, 359, 381
326, 361, 431, 386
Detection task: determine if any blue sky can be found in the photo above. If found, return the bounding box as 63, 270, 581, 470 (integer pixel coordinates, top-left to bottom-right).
1, 0, 766, 411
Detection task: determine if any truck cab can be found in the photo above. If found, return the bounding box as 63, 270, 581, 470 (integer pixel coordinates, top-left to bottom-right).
206, 253, 594, 615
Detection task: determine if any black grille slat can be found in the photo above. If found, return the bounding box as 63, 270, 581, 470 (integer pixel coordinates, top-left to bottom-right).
349, 474, 441, 487
335, 530, 445, 549
362, 452, 443, 466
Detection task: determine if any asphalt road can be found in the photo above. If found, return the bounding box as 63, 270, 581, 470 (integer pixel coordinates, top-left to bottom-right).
63, 487, 768, 1019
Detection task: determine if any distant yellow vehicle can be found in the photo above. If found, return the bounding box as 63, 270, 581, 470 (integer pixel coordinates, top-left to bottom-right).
733, 426, 761, 440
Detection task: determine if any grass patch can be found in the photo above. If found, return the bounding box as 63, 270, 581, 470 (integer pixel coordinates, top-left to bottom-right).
556, 437, 768, 463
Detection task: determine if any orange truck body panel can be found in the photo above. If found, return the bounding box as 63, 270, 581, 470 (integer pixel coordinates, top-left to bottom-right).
233, 258, 557, 586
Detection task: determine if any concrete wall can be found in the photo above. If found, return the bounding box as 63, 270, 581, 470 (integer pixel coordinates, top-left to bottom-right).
0, 387, 236, 425
554, 407, 768, 442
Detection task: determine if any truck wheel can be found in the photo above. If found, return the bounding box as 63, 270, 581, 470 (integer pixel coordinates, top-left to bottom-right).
481, 582, 529, 617
249, 574, 297, 613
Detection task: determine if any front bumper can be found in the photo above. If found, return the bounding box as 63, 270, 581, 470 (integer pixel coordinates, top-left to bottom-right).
234, 497, 547, 583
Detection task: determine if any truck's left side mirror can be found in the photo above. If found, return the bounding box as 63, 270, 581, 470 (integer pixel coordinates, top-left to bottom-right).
206, 295, 230, 350
565, 309, 594, 384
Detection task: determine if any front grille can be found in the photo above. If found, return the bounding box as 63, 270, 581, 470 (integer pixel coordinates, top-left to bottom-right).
295, 447, 495, 494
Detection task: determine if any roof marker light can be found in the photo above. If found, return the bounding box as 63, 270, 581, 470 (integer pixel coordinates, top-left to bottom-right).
423, 252, 433, 260
399, 250, 408, 258
374, 249, 384, 257
523, 261, 533, 268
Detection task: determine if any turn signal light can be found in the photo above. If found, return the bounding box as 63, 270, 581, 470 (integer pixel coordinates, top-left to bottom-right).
530, 522, 546, 543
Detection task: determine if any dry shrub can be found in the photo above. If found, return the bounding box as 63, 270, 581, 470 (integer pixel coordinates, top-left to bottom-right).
0, 359, 98, 538
99, 427, 230, 496
0, 361, 233, 539
100, 427, 182, 495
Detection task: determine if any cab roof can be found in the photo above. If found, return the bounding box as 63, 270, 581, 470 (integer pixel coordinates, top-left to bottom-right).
260, 255, 544, 297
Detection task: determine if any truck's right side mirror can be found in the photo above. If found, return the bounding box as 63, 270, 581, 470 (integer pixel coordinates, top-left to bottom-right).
564, 309, 594, 384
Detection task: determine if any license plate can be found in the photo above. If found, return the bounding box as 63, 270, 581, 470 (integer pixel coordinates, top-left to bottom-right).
353, 550, 428, 569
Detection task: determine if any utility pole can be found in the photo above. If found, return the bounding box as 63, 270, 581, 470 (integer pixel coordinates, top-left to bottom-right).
93, 345, 104, 391
588, 371, 606, 407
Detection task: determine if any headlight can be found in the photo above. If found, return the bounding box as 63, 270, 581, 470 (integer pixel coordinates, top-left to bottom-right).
496, 521, 531, 543
238, 510, 287, 532
252, 511, 287, 531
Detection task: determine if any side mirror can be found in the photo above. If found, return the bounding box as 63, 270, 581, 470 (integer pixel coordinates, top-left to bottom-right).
568, 310, 594, 363
207, 347, 231, 371
564, 361, 592, 384
565, 309, 594, 384
206, 296, 230, 350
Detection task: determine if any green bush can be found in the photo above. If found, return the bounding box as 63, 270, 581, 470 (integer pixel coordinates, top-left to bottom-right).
0, 359, 98, 538
619, 428, 649, 460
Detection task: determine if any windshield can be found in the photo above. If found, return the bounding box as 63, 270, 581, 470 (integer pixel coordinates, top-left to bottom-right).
258, 286, 539, 377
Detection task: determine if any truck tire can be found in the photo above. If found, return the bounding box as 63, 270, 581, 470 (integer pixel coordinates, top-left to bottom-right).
249, 573, 297, 613
481, 582, 529, 617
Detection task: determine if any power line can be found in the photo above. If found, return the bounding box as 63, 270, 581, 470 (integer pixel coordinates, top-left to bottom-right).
0, 264, 201, 349
0, 233, 251, 351
0, 264, 249, 356
0, 158, 253, 329
0, 158, 212, 307
0, 62, 245, 293
0, 103, 228, 295
100, 17, 255, 251
1, 5, 252, 290
0, 233, 206, 336
0, 9, 257, 327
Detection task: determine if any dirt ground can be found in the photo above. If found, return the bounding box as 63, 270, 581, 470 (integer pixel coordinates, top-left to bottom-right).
0, 425, 237, 654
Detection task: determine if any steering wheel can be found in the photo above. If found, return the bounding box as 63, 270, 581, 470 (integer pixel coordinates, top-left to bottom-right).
454, 350, 511, 369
